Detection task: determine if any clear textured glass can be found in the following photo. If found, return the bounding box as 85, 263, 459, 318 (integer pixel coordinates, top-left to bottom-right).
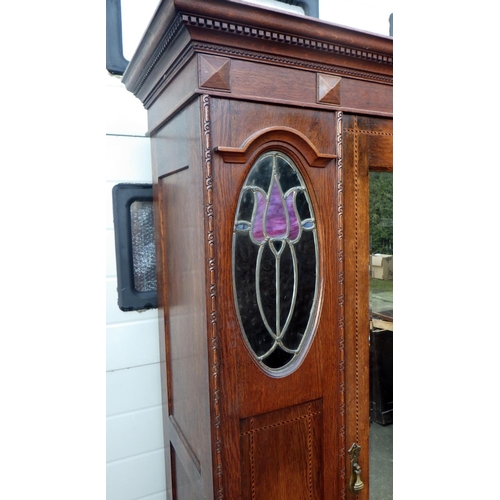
233, 152, 319, 373
130, 200, 157, 292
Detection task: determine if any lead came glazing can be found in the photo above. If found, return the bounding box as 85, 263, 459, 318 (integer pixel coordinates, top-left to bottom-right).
232, 152, 319, 373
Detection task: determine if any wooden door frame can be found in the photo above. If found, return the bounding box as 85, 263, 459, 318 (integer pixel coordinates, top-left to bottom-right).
342, 113, 393, 500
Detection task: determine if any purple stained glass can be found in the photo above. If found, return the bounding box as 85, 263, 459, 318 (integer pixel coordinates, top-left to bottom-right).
265, 181, 288, 239
252, 191, 266, 243
251, 181, 301, 244
286, 192, 300, 240
233, 151, 319, 374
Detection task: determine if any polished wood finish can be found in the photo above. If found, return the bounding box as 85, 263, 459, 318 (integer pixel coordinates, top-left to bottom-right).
122, 0, 392, 130
240, 399, 323, 500
122, 2, 392, 499
342, 114, 393, 500
152, 98, 214, 498
210, 97, 341, 499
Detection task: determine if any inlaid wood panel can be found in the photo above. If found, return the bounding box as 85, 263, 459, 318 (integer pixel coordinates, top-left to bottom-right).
240, 400, 323, 500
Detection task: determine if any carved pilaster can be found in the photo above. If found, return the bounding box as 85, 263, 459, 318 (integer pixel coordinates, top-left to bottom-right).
203, 94, 224, 500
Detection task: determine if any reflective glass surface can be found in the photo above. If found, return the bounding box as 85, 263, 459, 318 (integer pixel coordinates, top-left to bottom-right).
233, 152, 319, 373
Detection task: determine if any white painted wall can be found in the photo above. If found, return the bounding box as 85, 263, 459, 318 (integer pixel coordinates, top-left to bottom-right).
105, 2, 393, 500
320, 0, 393, 36
243, 0, 394, 35
243, 0, 305, 15
105, 69, 168, 500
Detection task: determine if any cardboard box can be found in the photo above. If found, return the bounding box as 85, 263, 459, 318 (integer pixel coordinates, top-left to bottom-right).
371, 254, 393, 280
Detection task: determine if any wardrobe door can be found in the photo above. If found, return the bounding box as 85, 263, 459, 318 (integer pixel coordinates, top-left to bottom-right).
343, 114, 393, 500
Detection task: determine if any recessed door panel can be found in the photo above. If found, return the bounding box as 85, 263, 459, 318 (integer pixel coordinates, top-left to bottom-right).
240, 400, 323, 500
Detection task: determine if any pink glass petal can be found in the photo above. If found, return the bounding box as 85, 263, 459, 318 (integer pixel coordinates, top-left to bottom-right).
265, 181, 288, 239
251, 191, 266, 243
286, 192, 300, 240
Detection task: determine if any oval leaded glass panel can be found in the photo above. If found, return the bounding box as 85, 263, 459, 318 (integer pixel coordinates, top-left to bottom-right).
232, 151, 319, 374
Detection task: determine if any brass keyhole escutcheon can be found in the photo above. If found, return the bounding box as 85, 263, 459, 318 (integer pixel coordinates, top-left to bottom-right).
348, 443, 365, 493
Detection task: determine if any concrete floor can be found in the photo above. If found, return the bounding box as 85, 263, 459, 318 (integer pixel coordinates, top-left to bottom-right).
370, 422, 393, 499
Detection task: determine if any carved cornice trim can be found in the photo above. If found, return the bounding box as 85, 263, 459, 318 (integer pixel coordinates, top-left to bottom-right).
127, 9, 392, 98
192, 42, 392, 85
182, 13, 392, 66
128, 14, 185, 96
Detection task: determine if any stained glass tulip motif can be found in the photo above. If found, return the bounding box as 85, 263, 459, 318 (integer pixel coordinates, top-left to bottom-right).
233, 152, 319, 373
251, 180, 300, 247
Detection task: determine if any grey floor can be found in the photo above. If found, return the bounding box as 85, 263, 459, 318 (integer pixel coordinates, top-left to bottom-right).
370, 422, 393, 500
